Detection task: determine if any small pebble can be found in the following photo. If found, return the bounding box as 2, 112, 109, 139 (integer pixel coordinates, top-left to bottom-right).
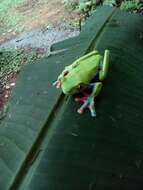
71, 133, 78, 137
10, 82, 15, 87
5, 94, 9, 98
5, 85, 10, 89
8, 29, 12, 33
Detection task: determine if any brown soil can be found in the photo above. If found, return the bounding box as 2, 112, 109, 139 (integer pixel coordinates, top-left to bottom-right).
20, 0, 78, 29
0, 0, 78, 43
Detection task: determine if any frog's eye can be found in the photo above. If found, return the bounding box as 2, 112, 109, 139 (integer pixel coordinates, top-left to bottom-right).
63, 71, 69, 76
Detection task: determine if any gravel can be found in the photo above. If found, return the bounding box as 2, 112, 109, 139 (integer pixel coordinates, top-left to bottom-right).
0, 25, 79, 52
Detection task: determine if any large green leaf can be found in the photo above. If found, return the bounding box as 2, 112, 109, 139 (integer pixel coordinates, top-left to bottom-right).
0, 6, 115, 190
27, 10, 143, 190
1, 6, 143, 190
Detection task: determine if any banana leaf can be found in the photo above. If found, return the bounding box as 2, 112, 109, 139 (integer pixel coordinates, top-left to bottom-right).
0, 6, 143, 190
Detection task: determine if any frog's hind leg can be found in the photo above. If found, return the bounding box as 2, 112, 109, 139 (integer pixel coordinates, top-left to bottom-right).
75, 82, 102, 117
88, 82, 103, 117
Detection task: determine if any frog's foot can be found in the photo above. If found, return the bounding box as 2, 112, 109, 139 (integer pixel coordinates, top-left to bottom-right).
75, 95, 96, 117
53, 80, 62, 88
88, 102, 96, 117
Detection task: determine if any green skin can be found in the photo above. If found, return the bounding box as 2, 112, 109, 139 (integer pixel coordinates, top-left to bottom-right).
54, 49, 110, 116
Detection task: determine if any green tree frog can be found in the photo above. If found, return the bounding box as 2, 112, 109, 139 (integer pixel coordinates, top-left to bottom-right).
53, 49, 110, 117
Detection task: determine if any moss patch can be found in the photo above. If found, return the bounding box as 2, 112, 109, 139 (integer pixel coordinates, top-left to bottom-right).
0, 49, 39, 87
0, 0, 27, 35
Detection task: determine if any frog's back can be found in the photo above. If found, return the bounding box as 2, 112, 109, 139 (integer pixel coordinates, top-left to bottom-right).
71, 53, 102, 83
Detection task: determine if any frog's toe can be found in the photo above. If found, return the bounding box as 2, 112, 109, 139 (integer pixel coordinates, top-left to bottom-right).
53, 81, 58, 86
89, 104, 96, 117
53, 80, 61, 88
75, 97, 79, 102
90, 110, 96, 117
77, 108, 84, 114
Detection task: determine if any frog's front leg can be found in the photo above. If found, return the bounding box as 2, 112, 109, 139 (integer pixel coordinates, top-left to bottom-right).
76, 82, 103, 117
